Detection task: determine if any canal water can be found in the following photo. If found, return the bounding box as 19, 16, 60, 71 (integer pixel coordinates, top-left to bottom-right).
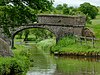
25, 43, 100, 75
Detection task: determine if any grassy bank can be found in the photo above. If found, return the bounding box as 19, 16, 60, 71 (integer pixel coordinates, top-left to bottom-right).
0, 43, 36, 75
37, 38, 56, 51
51, 36, 100, 56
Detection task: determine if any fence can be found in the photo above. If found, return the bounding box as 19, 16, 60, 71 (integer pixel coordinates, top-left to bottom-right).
74, 35, 100, 48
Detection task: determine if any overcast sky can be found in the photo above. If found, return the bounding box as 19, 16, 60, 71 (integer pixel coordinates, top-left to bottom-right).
53, 0, 100, 7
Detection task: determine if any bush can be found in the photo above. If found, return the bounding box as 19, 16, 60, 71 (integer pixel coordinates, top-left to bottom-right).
0, 56, 30, 75
52, 36, 75, 52
0, 45, 32, 75
37, 39, 56, 51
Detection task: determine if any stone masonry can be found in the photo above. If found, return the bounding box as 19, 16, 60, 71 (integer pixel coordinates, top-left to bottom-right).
0, 14, 86, 56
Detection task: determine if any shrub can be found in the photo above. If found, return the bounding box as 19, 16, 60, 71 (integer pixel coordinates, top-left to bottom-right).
52, 36, 75, 52
0, 48, 30, 75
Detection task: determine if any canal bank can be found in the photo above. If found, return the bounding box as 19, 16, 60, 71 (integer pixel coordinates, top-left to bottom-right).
51, 36, 100, 57
0, 37, 100, 75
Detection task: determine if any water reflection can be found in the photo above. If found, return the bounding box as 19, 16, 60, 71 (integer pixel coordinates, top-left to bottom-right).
27, 65, 56, 75
55, 55, 100, 62
23, 43, 100, 75
26, 44, 56, 75
55, 56, 100, 75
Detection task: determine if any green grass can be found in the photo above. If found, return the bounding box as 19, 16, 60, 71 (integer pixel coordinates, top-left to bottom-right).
0, 42, 37, 75
37, 38, 56, 51
97, 7, 100, 14
0, 53, 30, 75
52, 36, 100, 56
87, 8, 100, 38
87, 23, 100, 38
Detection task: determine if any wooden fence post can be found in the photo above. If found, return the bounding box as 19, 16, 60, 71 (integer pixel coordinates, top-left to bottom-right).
92, 37, 95, 48
80, 37, 82, 45
75, 35, 77, 43
85, 37, 87, 46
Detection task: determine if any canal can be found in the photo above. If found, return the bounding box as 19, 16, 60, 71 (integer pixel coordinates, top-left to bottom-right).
25, 43, 100, 75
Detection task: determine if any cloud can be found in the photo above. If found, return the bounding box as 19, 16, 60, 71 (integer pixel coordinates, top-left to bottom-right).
53, 0, 100, 7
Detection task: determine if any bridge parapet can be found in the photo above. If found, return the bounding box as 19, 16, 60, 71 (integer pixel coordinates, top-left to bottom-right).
38, 14, 86, 26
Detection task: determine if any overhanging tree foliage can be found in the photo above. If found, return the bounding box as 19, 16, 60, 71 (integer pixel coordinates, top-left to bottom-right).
0, 0, 53, 10
0, 0, 53, 37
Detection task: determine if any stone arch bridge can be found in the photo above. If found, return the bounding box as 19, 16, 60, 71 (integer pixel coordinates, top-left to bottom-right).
0, 14, 86, 56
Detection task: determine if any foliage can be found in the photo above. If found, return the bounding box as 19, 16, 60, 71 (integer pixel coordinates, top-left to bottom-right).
15, 28, 55, 43
56, 4, 63, 10
27, 28, 54, 42
0, 0, 53, 11
86, 15, 92, 24
0, 43, 40, 75
79, 2, 99, 19
56, 3, 69, 15
17, 32, 23, 39
0, 5, 37, 37
51, 36, 100, 56
0, 56, 30, 75
62, 4, 69, 15
0, 0, 53, 37
49, 3, 83, 15
24, 30, 30, 41
31, 28, 54, 40
52, 36, 75, 52
37, 38, 56, 51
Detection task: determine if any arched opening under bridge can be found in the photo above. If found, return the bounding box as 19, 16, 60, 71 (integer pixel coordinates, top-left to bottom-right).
11, 27, 56, 48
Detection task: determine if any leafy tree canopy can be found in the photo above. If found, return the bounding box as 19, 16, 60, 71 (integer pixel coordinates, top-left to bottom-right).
0, 0, 53, 11
79, 2, 99, 19
56, 4, 63, 10
56, 3, 69, 14
0, 0, 53, 37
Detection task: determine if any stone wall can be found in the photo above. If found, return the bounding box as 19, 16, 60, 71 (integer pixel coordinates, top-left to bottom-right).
0, 38, 13, 56
38, 14, 86, 36
38, 14, 86, 26
0, 28, 11, 45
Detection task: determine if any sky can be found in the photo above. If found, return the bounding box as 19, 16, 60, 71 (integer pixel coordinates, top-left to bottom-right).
53, 0, 100, 7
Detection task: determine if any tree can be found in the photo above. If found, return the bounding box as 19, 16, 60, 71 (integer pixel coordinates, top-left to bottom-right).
0, 5, 37, 37
56, 3, 70, 15
79, 2, 98, 19
62, 3, 69, 14
0, 0, 53, 10
0, 0, 53, 37
56, 4, 63, 10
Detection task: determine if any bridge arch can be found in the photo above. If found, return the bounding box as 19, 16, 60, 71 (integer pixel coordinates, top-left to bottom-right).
11, 26, 58, 48
0, 14, 86, 56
